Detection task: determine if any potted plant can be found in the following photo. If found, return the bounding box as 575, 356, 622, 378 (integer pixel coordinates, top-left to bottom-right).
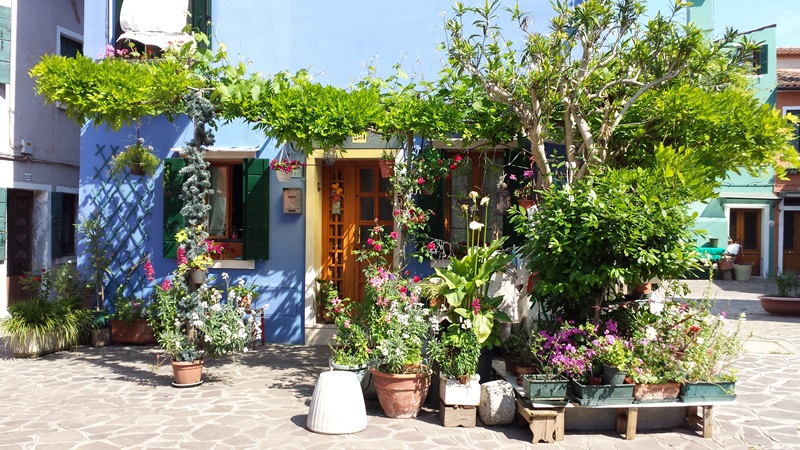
76, 212, 113, 346
108, 137, 161, 177
759, 270, 800, 316
508, 169, 536, 209
176, 226, 214, 284
591, 322, 633, 385
521, 321, 592, 401
378, 150, 396, 178
678, 303, 745, 402
628, 305, 687, 402
324, 283, 372, 392
0, 265, 94, 357
269, 158, 305, 182
428, 327, 482, 407
501, 325, 537, 376
150, 272, 261, 386
109, 258, 157, 345
356, 225, 432, 419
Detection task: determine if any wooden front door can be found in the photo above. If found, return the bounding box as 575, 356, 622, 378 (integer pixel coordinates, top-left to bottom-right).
321, 161, 393, 304
7, 190, 34, 305
783, 211, 800, 271
729, 209, 761, 276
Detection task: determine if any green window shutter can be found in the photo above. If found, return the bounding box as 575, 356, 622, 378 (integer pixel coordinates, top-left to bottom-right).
163, 158, 186, 257
0, 188, 6, 261
242, 158, 269, 260
191, 0, 212, 42
51, 192, 64, 258
0, 6, 11, 84
758, 45, 769, 75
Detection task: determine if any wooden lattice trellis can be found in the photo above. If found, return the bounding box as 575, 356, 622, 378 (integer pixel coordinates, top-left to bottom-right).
89, 144, 155, 304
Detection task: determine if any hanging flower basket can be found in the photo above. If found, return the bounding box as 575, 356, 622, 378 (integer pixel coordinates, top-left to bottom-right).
108, 138, 161, 178
270, 158, 304, 182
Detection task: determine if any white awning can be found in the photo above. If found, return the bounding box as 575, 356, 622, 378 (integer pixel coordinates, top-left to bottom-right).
116, 0, 192, 49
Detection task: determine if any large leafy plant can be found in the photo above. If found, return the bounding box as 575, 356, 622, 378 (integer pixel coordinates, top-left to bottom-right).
432, 192, 512, 348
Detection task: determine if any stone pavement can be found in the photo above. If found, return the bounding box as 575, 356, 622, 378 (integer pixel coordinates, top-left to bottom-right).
0, 277, 799, 450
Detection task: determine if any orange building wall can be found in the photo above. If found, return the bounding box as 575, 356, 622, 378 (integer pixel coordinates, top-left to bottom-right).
777, 91, 800, 111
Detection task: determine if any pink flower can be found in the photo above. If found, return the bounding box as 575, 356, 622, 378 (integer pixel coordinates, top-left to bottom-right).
373, 244, 382, 251
509, 174, 517, 181
367, 238, 374, 245
427, 241, 436, 251
523, 170, 534, 178
472, 297, 481, 315
389, 231, 398, 240
399, 286, 408, 294
417, 177, 425, 185
144, 259, 155, 282
393, 209, 401, 216
177, 247, 187, 266
413, 275, 421, 283
344, 319, 351, 329
161, 278, 172, 290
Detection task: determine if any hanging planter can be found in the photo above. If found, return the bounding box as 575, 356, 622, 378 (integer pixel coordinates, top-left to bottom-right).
108, 138, 161, 178
270, 147, 305, 182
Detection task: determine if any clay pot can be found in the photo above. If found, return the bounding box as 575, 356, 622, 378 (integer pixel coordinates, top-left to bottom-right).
370, 366, 430, 419
759, 296, 800, 316
171, 360, 203, 386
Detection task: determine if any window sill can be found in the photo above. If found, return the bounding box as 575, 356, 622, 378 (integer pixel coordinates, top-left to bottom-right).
212, 260, 255, 270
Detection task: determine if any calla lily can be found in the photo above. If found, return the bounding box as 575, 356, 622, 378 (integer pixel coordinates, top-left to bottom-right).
480, 196, 490, 206
469, 221, 484, 230
469, 190, 479, 200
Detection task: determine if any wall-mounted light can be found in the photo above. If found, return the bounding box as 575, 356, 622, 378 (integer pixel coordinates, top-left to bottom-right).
323, 148, 338, 165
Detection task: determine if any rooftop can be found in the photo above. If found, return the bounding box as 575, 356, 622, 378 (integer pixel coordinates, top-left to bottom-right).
778, 69, 800, 89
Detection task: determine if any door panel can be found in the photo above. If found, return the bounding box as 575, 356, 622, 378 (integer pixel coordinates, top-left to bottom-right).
783, 211, 800, 271
321, 161, 391, 306
7, 190, 33, 305
729, 209, 761, 276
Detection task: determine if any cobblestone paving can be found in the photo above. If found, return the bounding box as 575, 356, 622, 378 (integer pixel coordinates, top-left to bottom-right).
1, 278, 798, 449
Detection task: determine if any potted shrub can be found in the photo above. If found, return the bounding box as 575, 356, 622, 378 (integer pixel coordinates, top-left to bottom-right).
324, 282, 372, 392
378, 150, 395, 178
0, 265, 94, 357
109, 259, 157, 345
357, 225, 432, 419
108, 137, 161, 177
428, 327, 482, 407
759, 270, 800, 316
628, 304, 687, 402
678, 303, 745, 402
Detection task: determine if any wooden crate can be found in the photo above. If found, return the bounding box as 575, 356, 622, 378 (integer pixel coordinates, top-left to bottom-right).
439, 400, 477, 428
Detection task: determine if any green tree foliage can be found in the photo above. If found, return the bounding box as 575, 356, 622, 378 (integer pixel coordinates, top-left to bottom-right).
510, 148, 704, 323
443, 0, 790, 187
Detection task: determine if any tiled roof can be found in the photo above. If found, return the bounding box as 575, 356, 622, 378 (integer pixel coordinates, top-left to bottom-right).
778, 47, 800, 56
778, 69, 800, 89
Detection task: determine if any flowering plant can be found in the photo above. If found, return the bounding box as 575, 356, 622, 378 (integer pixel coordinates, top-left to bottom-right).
111, 295, 152, 323
367, 268, 431, 374
430, 191, 513, 348
589, 320, 632, 372
530, 320, 597, 380
628, 305, 688, 384
205, 239, 232, 258
149, 273, 262, 363
269, 159, 305, 173
324, 282, 371, 367
176, 227, 213, 272
508, 169, 535, 199
427, 326, 481, 378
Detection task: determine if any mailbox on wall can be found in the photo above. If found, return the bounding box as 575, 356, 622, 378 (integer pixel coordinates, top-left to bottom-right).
283, 188, 302, 213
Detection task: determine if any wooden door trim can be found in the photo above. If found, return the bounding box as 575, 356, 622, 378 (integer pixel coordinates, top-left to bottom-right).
726, 203, 770, 277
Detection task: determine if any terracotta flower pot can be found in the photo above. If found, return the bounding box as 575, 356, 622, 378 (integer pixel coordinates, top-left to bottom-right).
370, 366, 430, 418
171, 360, 204, 387
633, 382, 680, 402
110, 319, 157, 345
759, 296, 800, 316
378, 160, 394, 178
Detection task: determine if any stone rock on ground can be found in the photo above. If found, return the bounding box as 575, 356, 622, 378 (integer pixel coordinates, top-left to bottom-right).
479, 380, 515, 425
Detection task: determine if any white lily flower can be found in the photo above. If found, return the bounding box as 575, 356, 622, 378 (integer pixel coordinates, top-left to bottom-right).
469, 221, 484, 230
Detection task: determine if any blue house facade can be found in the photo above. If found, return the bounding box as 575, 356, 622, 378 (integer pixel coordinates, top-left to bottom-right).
80, 1, 460, 345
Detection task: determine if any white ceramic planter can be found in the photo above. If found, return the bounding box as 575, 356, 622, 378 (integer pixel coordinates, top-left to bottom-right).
307, 370, 367, 434
439, 373, 481, 406
9, 331, 66, 358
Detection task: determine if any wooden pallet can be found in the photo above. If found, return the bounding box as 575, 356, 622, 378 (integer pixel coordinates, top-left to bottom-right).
439, 400, 477, 428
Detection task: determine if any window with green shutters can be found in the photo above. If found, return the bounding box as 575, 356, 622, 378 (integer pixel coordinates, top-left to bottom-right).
163, 158, 269, 260
0, 5, 11, 85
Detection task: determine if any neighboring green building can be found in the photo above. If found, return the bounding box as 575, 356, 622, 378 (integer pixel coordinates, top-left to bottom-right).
688, 1, 778, 278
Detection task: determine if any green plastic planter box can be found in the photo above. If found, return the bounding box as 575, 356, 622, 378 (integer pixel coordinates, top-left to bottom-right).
570, 381, 634, 406
522, 374, 568, 400
680, 381, 736, 402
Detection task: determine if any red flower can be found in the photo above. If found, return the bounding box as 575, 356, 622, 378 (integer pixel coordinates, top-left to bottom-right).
454, 154, 463, 163
427, 241, 436, 251
373, 244, 382, 251
417, 177, 425, 185
413, 275, 421, 283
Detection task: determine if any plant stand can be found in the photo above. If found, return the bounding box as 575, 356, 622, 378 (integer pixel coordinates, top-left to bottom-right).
516, 397, 565, 443
439, 400, 477, 427
685, 405, 714, 438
